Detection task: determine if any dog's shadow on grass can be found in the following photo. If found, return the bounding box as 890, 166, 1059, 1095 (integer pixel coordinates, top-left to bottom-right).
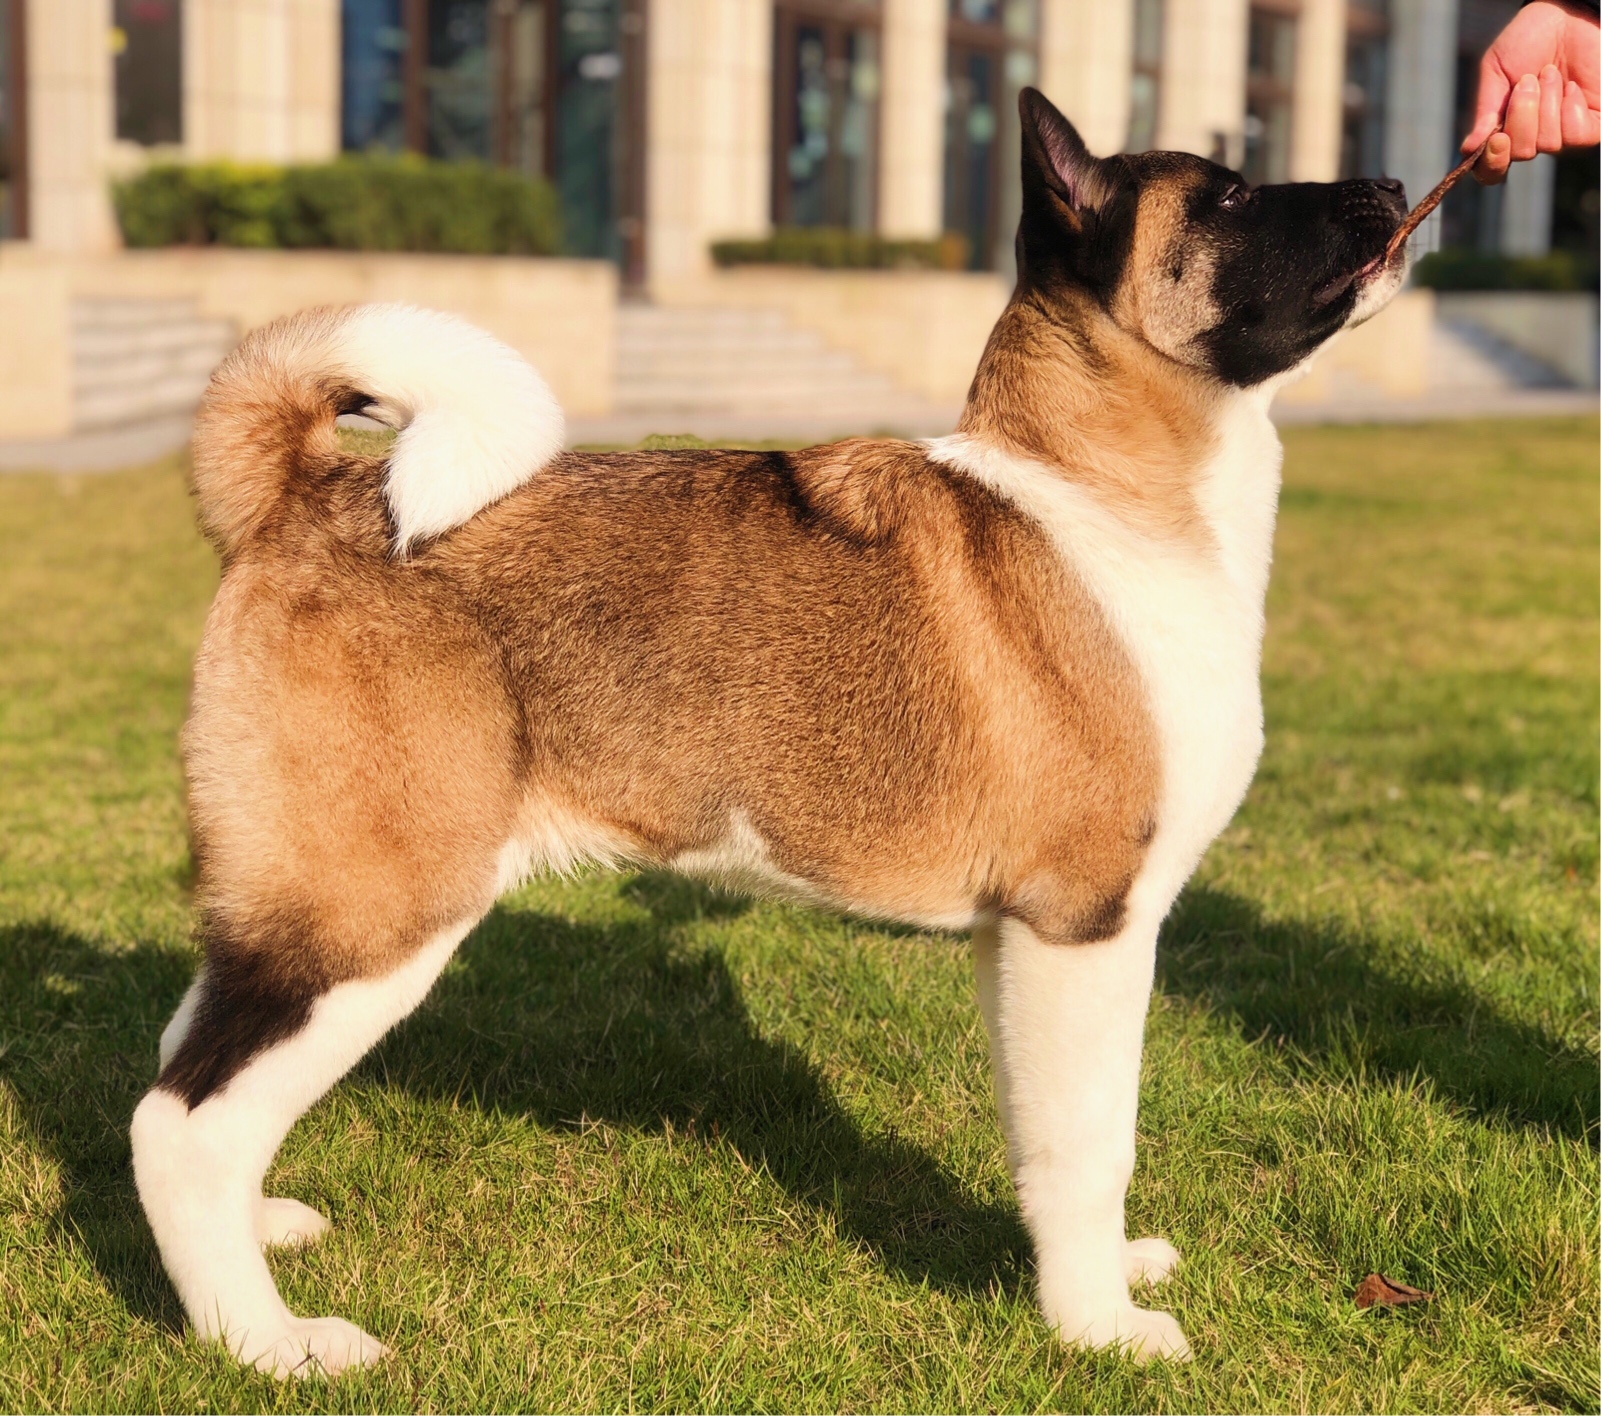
1, 875, 1594, 1334
1159, 885, 1599, 1142
357, 874, 1030, 1298
0, 920, 197, 1334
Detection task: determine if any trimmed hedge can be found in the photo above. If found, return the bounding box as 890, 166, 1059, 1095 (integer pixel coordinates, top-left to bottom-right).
1412, 248, 1598, 292
711, 227, 969, 271
112, 155, 561, 256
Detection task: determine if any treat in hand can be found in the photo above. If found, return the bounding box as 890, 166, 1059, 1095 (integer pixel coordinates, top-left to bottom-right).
1384, 127, 1501, 263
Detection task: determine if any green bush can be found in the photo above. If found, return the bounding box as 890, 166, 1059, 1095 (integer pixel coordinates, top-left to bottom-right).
112, 155, 561, 256
1412, 247, 1599, 292
710, 227, 969, 271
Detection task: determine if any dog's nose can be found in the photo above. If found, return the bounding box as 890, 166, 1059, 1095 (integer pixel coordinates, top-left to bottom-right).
1375, 177, 1406, 198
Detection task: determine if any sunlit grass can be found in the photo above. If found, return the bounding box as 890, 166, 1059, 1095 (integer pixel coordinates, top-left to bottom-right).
0, 419, 1595, 1412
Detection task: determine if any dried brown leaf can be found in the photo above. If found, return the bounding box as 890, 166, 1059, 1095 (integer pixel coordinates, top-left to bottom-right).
1353, 1272, 1434, 1309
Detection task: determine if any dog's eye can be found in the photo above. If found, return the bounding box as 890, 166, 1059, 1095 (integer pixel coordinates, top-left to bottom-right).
1219, 184, 1250, 210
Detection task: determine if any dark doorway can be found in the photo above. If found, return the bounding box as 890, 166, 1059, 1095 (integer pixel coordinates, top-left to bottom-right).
943, 0, 1037, 271
1339, 0, 1388, 179
0, 0, 27, 240
341, 0, 647, 282
771, 1, 882, 231
1244, 1, 1297, 186
114, 0, 183, 147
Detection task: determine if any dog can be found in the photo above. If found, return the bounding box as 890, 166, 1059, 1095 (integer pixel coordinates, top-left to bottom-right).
129, 88, 1408, 1377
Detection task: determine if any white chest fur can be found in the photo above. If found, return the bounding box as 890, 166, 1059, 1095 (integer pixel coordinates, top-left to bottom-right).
928, 389, 1283, 927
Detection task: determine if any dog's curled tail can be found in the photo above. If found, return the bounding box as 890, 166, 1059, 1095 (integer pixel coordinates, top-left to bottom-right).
192, 303, 565, 557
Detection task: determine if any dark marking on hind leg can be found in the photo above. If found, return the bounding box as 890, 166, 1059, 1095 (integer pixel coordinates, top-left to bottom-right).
158, 912, 333, 1110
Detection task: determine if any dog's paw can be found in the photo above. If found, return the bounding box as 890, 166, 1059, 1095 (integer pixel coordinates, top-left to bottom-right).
257, 1197, 332, 1249
1124, 1235, 1181, 1287
1052, 1304, 1191, 1363
245, 1315, 390, 1380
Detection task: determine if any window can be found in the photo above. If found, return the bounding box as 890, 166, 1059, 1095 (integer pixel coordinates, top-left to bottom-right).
0, 0, 25, 239
114, 0, 183, 147
1243, 2, 1296, 185
343, 0, 407, 153
943, 0, 1037, 270
339, 1, 646, 275
773, 1, 882, 231
1127, 0, 1164, 153
1339, 0, 1387, 178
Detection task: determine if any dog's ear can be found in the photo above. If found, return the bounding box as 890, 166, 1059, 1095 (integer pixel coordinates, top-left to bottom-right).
1019, 88, 1112, 232
1015, 88, 1126, 293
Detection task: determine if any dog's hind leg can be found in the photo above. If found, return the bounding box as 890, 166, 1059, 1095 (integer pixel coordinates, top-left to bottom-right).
972, 913, 1188, 1361
131, 916, 478, 1378
154, 975, 333, 1251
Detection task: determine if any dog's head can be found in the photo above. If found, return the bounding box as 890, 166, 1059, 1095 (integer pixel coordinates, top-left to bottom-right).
1015, 88, 1409, 387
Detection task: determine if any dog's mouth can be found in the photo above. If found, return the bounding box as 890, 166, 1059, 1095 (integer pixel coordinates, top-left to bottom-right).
1311, 242, 1402, 311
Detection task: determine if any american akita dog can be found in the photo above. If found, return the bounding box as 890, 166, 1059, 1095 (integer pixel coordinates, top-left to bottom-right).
130, 89, 1408, 1376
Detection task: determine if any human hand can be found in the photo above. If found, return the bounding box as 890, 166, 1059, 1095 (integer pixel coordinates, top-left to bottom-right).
1463, 0, 1599, 184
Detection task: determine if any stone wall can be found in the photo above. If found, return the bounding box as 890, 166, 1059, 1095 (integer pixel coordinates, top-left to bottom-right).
654, 268, 1011, 406
0, 248, 618, 439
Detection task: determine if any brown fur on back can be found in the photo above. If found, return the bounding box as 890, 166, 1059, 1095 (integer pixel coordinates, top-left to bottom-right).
181, 433, 1162, 1013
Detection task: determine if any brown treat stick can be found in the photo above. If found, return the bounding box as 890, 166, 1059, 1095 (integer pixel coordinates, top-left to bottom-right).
1385, 127, 1500, 262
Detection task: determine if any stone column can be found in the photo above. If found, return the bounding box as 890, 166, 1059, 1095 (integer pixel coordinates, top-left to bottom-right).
183, 0, 339, 163
879, 0, 944, 236
287, 0, 340, 159
1038, 0, 1133, 156
645, 0, 771, 288
1158, 0, 1248, 162
1500, 151, 1554, 255
1383, 0, 1458, 253
1291, 0, 1346, 180
25, 0, 120, 252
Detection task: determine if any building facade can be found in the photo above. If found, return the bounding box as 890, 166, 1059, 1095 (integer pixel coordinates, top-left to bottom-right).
0, 0, 1565, 283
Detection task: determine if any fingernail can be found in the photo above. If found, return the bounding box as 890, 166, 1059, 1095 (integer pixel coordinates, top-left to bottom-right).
1516, 73, 1539, 93
1542, 64, 1561, 83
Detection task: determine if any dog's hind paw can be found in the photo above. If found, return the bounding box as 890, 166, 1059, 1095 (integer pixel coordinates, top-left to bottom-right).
245, 1315, 390, 1380
256, 1196, 332, 1249
1124, 1235, 1181, 1287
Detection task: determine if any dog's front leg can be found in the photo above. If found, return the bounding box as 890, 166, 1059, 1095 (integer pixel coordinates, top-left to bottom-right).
972, 914, 1188, 1361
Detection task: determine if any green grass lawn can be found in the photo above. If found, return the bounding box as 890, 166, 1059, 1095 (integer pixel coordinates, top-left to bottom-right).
0, 419, 1595, 1413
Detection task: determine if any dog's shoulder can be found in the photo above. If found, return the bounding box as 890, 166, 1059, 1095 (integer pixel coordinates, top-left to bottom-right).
776, 437, 959, 546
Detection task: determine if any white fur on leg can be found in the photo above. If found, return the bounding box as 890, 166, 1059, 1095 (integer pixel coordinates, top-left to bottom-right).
976, 915, 1188, 1362
131, 922, 473, 1378
158, 974, 205, 1070
1125, 1236, 1181, 1287
257, 1197, 333, 1249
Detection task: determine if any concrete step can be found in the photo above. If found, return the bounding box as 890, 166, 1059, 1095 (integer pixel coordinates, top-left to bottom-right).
614, 301, 940, 425
75, 380, 217, 429
71, 296, 219, 329
615, 375, 910, 408
75, 319, 236, 363
70, 297, 236, 432
618, 333, 850, 359
618, 305, 793, 333
75, 344, 232, 388
621, 349, 877, 381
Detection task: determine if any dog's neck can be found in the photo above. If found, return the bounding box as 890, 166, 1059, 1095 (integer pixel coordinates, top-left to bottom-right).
956, 292, 1235, 546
